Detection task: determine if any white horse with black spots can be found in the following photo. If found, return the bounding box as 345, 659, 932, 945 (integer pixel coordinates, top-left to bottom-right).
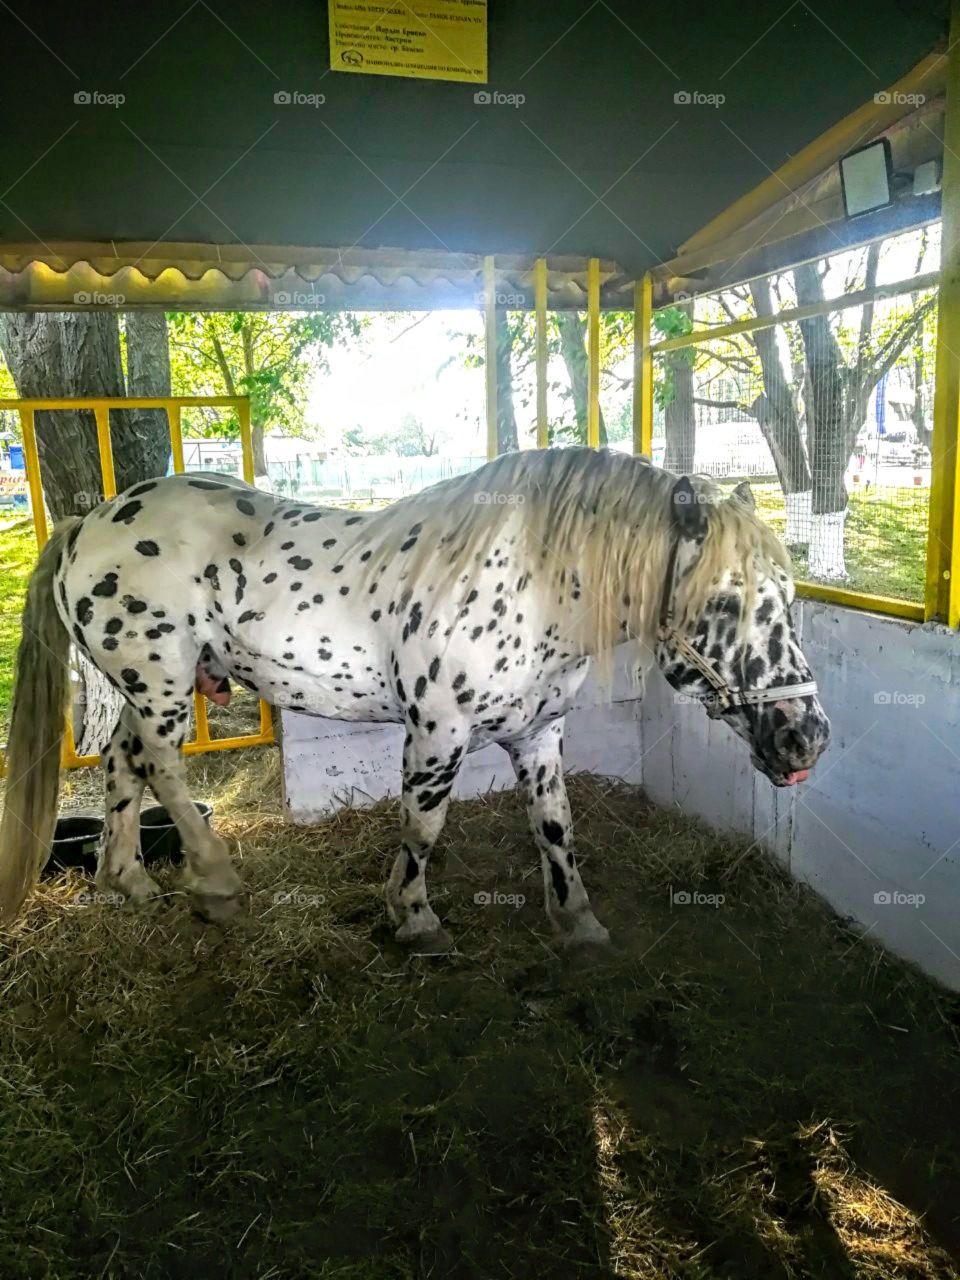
0, 448, 829, 946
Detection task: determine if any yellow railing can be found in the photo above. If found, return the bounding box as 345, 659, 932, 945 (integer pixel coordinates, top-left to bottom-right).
483, 256, 605, 459
481, 257, 930, 624
0, 395, 275, 768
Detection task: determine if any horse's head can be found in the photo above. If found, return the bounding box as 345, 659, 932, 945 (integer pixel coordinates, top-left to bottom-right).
654, 476, 830, 788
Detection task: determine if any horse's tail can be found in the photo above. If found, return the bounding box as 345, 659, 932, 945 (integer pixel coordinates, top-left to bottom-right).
0, 518, 80, 924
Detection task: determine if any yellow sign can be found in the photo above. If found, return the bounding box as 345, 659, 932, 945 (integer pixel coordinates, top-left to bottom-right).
329, 1, 487, 84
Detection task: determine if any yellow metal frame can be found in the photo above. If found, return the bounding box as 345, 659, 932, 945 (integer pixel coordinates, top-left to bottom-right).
929, 0, 960, 625
651, 271, 940, 355
671, 52, 947, 274
534, 258, 549, 448
1, 395, 275, 768
634, 273, 654, 457
586, 258, 601, 448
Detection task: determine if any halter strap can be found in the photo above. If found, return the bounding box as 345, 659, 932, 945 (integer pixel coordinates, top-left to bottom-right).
657, 534, 818, 712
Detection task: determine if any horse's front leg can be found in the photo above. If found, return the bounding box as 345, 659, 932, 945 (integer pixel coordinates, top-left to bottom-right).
386, 722, 466, 950
507, 719, 610, 946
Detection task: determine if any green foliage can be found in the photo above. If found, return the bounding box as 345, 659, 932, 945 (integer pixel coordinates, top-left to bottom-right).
167, 311, 362, 438
653, 306, 694, 411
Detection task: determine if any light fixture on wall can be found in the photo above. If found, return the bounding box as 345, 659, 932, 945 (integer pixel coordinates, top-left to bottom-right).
839, 139, 894, 218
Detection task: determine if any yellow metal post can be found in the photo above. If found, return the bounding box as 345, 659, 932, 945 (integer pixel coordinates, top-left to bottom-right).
634, 273, 654, 457
936, 0, 960, 624
587, 257, 601, 448
94, 404, 117, 498
484, 255, 498, 459
19, 407, 48, 547
62, 716, 81, 768
193, 692, 212, 745
535, 257, 548, 448
167, 402, 185, 473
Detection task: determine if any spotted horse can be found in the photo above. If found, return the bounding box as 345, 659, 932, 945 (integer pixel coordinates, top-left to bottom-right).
0, 448, 829, 945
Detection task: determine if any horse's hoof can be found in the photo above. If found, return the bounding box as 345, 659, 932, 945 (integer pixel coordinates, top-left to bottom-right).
395, 922, 454, 954
191, 892, 245, 924
564, 920, 611, 949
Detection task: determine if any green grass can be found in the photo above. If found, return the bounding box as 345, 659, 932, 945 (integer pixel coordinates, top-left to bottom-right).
720, 482, 928, 602
0, 520, 39, 736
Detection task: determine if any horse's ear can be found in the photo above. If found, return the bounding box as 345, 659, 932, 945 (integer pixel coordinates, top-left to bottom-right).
731, 480, 755, 513
670, 476, 708, 541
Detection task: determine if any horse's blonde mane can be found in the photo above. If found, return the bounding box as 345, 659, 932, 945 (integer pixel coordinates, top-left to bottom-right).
348, 448, 791, 659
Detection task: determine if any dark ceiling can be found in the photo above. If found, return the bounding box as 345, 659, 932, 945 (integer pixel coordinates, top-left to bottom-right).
0, 0, 948, 276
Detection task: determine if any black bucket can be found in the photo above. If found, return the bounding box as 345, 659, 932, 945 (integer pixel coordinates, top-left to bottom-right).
44, 815, 104, 878
139, 802, 213, 866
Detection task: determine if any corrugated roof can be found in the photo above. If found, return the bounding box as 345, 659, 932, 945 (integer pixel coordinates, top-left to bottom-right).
0, 244, 634, 310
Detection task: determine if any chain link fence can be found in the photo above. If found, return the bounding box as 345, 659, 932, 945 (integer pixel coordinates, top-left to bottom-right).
651, 226, 939, 604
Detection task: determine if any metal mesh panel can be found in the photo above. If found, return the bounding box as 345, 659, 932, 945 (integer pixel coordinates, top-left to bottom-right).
652, 230, 939, 603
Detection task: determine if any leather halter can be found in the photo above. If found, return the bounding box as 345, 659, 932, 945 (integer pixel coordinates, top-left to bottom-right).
657, 535, 819, 714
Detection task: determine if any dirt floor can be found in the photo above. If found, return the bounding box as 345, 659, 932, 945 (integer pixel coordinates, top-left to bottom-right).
1, 747, 959, 1280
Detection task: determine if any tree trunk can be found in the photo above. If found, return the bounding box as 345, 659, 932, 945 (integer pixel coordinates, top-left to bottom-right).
748, 279, 812, 542
0, 312, 173, 751
252, 423, 268, 478
794, 263, 849, 580
124, 311, 172, 472
913, 350, 932, 451
239, 321, 270, 484
555, 311, 607, 446
494, 309, 519, 454
0, 313, 168, 520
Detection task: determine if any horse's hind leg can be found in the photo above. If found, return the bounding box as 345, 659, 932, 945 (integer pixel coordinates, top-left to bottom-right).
97, 708, 162, 905
131, 698, 243, 921
507, 720, 610, 946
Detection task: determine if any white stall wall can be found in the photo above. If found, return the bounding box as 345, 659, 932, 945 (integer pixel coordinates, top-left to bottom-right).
281, 603, 960, 990
280, 659, 645, 823
641, 601, 960, 991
